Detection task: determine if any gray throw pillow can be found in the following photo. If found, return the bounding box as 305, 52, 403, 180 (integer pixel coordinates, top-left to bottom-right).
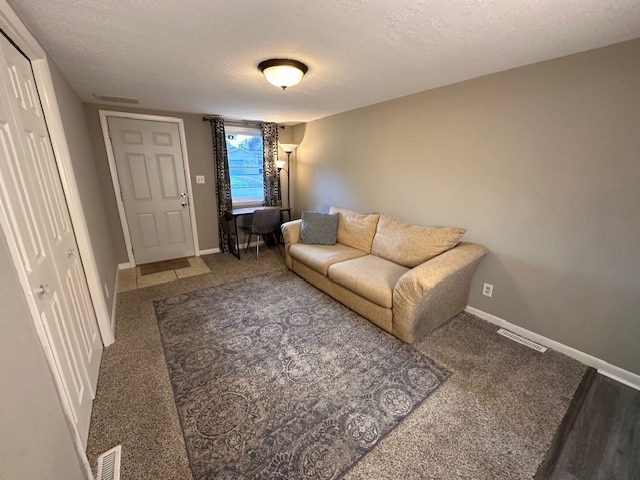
299, 211, 339, 245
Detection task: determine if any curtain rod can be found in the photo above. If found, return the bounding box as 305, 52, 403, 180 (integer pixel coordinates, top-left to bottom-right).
202, 115, 286, 129
202, 115, 262, 128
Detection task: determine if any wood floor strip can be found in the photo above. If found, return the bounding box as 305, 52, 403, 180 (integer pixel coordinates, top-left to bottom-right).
534, 366, 597, 479
548, 373, 640, 478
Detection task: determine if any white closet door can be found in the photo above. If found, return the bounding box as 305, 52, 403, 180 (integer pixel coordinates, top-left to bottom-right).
0, 33, 101, 445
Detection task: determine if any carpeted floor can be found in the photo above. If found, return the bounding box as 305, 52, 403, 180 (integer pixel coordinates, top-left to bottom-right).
86, 249, 586, 479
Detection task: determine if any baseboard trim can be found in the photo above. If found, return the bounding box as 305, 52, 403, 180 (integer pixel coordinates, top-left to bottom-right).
110, 265, 120, 337
118, 262, 132, 270
201, 241, 278, 257
465, 306, 640, 391
200, 243, 273, 255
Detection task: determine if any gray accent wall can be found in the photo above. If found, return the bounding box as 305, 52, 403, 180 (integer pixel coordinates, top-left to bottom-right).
82, 103, 218, 261
292, 39, 640, 375
48, 60, 120, 314
0, 234, 85, 480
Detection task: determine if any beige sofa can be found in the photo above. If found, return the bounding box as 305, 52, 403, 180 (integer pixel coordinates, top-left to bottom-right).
281, 206, 488, 344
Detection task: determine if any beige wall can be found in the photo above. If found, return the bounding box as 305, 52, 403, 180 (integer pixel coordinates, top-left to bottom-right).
293, 38, 640, 375
83, 103, 218, 261
0, 234, 85, 480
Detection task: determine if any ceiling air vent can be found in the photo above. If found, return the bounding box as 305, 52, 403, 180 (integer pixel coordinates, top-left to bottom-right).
93, 93, 140, 104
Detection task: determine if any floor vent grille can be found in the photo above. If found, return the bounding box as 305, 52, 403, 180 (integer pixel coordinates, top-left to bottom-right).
497, 328, 547, 352
96, 444, 121, 480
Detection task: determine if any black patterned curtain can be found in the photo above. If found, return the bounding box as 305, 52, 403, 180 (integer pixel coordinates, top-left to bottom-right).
262, 122, 280, 206
209, 117, 233, 253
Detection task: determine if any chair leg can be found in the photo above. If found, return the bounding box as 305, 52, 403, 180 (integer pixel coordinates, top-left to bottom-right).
272, 233, 282, 255
245, 232, 253, 253
255, 235, 260, 259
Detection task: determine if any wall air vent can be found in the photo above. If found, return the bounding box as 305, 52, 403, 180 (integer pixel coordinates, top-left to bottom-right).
93, 94, 140, 104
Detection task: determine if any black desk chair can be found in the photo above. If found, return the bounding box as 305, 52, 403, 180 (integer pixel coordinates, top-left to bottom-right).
241, 209, 282, 259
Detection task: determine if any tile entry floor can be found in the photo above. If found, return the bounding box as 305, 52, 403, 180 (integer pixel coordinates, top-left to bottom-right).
116, 256, 211, 291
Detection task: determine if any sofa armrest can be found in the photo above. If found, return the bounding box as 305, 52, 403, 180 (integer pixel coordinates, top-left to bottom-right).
392, 242, 488, 343
281, 219, 302, 269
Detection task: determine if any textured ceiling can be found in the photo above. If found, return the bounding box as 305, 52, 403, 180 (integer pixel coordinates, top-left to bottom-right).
8, 0, 640, 124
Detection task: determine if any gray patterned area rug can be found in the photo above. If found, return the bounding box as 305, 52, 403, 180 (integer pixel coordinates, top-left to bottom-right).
154, 271, 450, 480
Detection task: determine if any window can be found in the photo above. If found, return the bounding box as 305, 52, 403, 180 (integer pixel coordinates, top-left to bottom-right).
225, 127, 264, 204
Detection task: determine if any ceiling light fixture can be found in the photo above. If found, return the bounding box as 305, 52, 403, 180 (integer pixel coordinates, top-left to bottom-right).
258, 59, 308, 90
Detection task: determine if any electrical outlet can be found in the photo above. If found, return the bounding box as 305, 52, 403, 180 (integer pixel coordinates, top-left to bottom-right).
195, 175, 205, 184
482, 283, 493, 297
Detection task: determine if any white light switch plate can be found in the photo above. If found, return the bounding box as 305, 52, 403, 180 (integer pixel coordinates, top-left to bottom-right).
195, 175, 205, 184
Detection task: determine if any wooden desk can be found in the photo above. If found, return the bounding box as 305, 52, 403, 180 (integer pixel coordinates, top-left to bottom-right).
223, 206, 291, 259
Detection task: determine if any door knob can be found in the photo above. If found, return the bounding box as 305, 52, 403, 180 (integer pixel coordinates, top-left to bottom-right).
182, 201, 188, 207
67, 248, 76, 258
180, 192, 187, 198
37, 284, 50, 295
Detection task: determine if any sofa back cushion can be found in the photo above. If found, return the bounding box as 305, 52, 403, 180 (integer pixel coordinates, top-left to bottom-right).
329, 206, 380, 253
371, 213, 466, 268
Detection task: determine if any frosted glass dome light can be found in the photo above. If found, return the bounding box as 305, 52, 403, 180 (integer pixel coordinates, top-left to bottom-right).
258, 59, 308, 90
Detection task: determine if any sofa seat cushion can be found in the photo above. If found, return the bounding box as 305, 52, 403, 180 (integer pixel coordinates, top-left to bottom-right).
329, 205, 380, 253
289, 243, 366, 276
328, 255, 409, 309
372, 213, 467, 268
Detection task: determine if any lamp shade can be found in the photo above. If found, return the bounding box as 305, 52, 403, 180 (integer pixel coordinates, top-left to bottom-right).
279, 143, 299, 154
258, 59, 308, 90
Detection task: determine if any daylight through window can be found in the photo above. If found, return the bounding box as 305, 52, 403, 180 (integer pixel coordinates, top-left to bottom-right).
225, 127, 264, 204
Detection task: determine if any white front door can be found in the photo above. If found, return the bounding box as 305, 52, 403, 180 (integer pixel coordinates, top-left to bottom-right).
0, 33, 102, 444
107, 116, 195, 264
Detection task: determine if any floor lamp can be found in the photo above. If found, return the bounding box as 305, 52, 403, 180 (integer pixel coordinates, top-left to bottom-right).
277, 143, 298, 210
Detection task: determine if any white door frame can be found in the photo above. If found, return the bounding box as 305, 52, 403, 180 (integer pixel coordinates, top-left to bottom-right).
0, 1, 107, 477
99, 110, 200, 267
